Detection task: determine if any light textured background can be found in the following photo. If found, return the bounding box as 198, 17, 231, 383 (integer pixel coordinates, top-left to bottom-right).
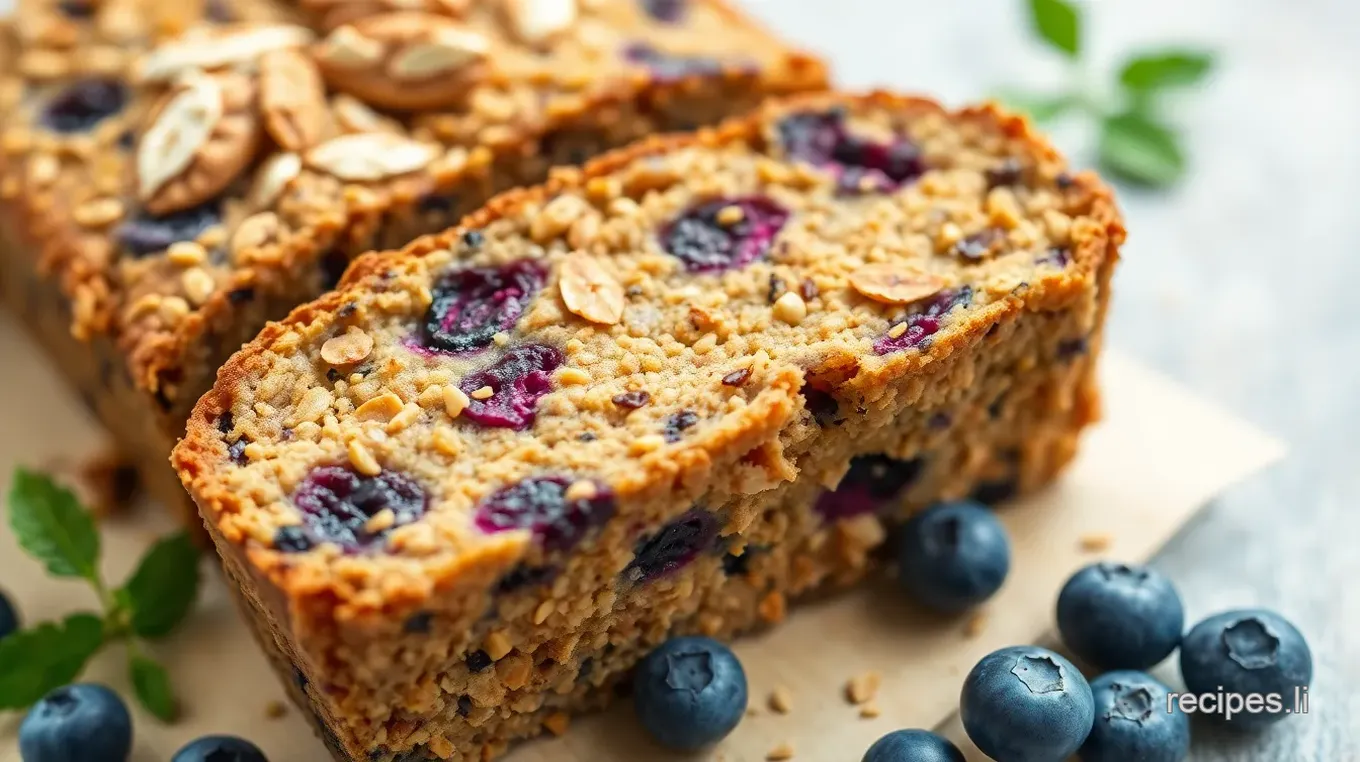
2, 0, 1357, 758
733, 1, 1358, 759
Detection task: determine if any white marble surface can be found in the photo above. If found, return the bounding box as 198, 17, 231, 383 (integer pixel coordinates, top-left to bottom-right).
3, 0, 1357, 758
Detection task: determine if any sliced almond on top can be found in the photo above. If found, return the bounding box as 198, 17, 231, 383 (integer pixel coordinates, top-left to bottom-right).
504, 0, 577, 46
848, 264, 947, 305
306, 132, 439, 181
560, 253, 625, 325
138, 71, 263, 215
312, 13, 491, 110
259, 49, 328, 150
248, 151, 302, 208
137, 24, 315, 83
303, 0, 471, 30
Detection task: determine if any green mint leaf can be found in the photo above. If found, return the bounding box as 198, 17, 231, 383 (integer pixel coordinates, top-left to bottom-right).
7, 469, 100, 580
121, 532, 202, 639
994, 91, 1075, 123
1099, 112, 1186, 186
0, 613, 104, 709
1028, 0, 1081, 58
129, 654, 177, 721
1119, 50, 1214, 91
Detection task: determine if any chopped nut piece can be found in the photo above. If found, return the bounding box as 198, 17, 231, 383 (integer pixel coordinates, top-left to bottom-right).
772, 291, 807, 325
484, 630, 513, 660
849, 264, 947, 305
858, 703, 881, 719
443, 386, 470, 418
470, 385, 495, 400
249, 152, 302, 209
321, 327, 375, 365
73, 198, 124, 228
306, 133, 440, 181
346, 439, 382, 475
556, 367, 591, 385
166, 240, 208, 266
563, 480, 597, 501
1079, 532, 1113, 552
542, 711, 570, 736
766, 742, 796, 761
716, 204, 745, 226
231, 212, 283, 262
181, 267, 216, 306
845, 671, 881, 705
364, 507, 396, 533
768, 686, 793, 714
758, 590, 786, 623
533, 599, 555, 625
355, 392, 404, 422
559, 253, 626, 325
505, 0, 577, 45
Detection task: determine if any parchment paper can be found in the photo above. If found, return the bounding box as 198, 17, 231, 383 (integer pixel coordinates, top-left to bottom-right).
0, 311, 1284, 762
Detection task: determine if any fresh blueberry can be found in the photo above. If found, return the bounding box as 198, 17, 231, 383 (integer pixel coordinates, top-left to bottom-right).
474, 476, 615, 551
0, 588, 17, 639
777, 109, 925, 194
815, 453, 923, 520
290, 466, 428, 553
114, 202, 222, 257
39, 79, 127, 133
960, 646, 1094, 762
19, 684, 133, 762
895, 500, 1010, 612
662, 409, 700, 442
458, 344, 563, 430
622, 42, 729, 83
659, 196, 789, 273
171, 735, 268, 762
1079, 671, 1190, 762
625, 509, 720, 582
421, 260, 544, 354
1056, 562, 1185, 671
633, 636, 747, 750
1178, 609, 1312, 729
873, 287, 974, 355
861, 729, 965, 762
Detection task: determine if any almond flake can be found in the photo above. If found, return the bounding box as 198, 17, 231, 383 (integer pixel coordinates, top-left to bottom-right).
505, 0, 577, 45
560, 253, 624, 325
137, 73, 223, 204
355, 392, 405, 422
388, 27, 489, 79
248, 152, 302, 208
316, 24, 385, 68
848, 264, 947, 305
260, 49, 327, 150
138, 24, 315, 82
321, 327, 375, 365
306, 133, 439, 181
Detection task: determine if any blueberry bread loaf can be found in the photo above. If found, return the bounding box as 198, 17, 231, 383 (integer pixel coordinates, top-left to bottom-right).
0, 0, 825, 522
172, 91, 1123, 761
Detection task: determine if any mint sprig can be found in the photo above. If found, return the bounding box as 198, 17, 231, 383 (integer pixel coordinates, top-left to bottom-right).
2, 468, 201, 719
1001, 0, 1215, 187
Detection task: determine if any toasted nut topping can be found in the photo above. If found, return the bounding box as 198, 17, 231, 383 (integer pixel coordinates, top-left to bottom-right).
355, 392, 404, 422
388, 26, 489, 79
772, 291, 807, 325
530, 194, 590, 242
347, 439, 382, 475
563, 480, 597, 501
848, 264, 947, 305
365, 508, 396, 533
306, 133, 440, 181
560, 253, 624, 325
556, 367, 591, 385
320, 326, 375, 365
845, 671, 881, 705
72, 198, 124, 228
248, 152, 302, 209
504, 0, 577, 45
167, 240, 209, 266
484, 630, 512, 660
138, 24, 315, 82
260, 49, 327, 151
294, 386, 335, 423
442, 385, 470, 418
314, 14, 490, 110
316, 24, 385, 68
138, 71, 261, 215
470, 385, 494, 400
181, 267, 216, 306
231, 211, 283, 261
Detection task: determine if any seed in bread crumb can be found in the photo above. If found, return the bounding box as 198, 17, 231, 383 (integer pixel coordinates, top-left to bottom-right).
484, 630, 513, 660
964, 612, 987, 638
766, 741, 795, 760
858, 702, 880, 719
768, 686, 793, 714
265, 700, 287, 719
1079, 532, 1113, 552
471, 385, 495, 400
845, 671, 881, 705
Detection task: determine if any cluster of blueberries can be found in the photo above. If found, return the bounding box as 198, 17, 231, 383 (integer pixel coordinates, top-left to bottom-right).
1, 498, 1313, 762
630, 500, 1313, 762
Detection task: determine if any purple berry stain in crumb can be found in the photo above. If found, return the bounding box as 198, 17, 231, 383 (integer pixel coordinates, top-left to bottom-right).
115, 201, 221, 257
40, 78, 127, 133
1037, 246, 1071, 267
873, 286, 974, 355
459, 344, 563, 430
621, 42, 732, 83
639, 0, 685, 22
660, 196, 789, 273
815, 453, 923, 520
777, 108, 925, 194
420, 260, 544, 354
289, 466, 428, 553
474, 476, 615, 551
627, 509, 721, 582
663, 410, 700, 442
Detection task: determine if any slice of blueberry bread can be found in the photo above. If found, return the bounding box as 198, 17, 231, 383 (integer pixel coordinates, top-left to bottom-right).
173, 91, 1123, 761
0, 0, 826, 525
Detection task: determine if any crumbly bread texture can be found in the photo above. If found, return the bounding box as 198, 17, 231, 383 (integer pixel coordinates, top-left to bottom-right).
0, 0, 826, 522
173, 91, 1123, 761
